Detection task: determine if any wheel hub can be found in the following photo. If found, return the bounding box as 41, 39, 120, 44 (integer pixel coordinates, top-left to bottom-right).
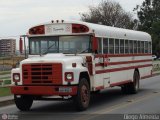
81, 85, 89, 105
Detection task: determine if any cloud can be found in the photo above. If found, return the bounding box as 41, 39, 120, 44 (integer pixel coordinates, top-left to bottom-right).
0, 0, 92, 49
0, 0, 144, 50
0, 0, 88, 23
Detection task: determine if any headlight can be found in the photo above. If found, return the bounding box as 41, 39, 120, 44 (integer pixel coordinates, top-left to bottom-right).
65, 72, 74, 82
66, 74, 72, 80
13, 73, 20, 82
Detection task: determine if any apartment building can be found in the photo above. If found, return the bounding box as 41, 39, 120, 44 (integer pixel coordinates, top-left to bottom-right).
0, 39, 16, 56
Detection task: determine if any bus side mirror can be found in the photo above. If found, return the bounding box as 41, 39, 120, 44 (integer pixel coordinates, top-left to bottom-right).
92, 37, 98, 53
19, 37, 23, 54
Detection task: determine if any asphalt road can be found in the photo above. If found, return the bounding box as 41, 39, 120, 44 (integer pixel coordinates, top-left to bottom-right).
0, 75, 160, 120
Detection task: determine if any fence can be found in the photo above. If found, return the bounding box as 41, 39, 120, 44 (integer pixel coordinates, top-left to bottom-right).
0, 56, 24, 71
0, 56, 24, 86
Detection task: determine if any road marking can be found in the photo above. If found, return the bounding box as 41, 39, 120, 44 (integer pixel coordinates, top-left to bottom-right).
75, 91, 160, 120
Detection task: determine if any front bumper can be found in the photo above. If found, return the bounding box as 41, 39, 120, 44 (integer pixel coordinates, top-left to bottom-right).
10, 85, 78, 96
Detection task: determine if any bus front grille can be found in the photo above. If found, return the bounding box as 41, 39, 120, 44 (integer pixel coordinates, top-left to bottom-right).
22, 63, 62, 85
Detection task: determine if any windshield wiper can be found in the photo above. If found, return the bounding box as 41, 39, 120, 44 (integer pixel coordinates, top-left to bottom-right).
40, 43, 56, 55
74, 48, 90, 55
80, 48, 89, 53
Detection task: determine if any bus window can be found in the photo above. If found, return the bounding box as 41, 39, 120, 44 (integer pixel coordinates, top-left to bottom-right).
48, 40, 59, 53
59, 36, 90, 53
138, 41, 141, 53
115, 39, 119, 54
109, 38, 114, 54
141, 41, 144, 53
30, 40, 40, 54
103, 38, 108, 54
134, 40, 137, 53
41, 41, 47, 53
145, 41, 148, 53
129, 40, 133, 53
120, 39, 124, 54
125, 40, 129, 54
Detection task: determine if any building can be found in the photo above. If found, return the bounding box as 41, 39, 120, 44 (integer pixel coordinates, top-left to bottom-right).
0, 39, 16, 56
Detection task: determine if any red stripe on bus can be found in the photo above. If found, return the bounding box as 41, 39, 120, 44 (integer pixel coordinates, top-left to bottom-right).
86, 56, 93, 75
110, 80, 132, 87
95, 80, 132, 90
96, 64, 152, 74
95, 53, 152, 58
94, 75, 152, 90
95, 59, 152, 67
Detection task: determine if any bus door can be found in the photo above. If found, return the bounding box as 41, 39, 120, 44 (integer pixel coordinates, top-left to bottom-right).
94, 37, 110, 89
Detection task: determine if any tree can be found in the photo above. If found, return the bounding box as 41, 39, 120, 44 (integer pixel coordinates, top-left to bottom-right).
80, 0, 135, 29
134, 0, 160, 54
151, 21, 160, 54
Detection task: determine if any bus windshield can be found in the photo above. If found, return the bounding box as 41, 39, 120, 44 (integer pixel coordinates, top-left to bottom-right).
29, 35, 91, 55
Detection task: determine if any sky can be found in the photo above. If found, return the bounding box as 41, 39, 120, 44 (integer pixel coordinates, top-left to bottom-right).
0, 0, 145, 48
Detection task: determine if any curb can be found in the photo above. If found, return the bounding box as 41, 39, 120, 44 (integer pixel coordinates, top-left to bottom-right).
0, 94, 14, 107
0, 99, 14, 107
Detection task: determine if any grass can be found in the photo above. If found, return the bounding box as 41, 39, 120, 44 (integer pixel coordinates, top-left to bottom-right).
3, 80, 11, 85
0, 71, 11, 86
0, 87, 11, 97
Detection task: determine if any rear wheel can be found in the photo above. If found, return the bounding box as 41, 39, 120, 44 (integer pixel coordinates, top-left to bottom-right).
130, 70, 140, 93
14, 95, 33, 111
121, 70, 140, 94
121, 85, 128, 94
73, 78, 90, 111
92, 90, 100, 94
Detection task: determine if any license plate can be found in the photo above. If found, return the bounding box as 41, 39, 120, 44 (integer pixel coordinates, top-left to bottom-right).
59, 87, 72, 92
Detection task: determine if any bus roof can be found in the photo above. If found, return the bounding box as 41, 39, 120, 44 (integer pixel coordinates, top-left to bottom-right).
28, 20, 151, 41
75, 20, 151, 41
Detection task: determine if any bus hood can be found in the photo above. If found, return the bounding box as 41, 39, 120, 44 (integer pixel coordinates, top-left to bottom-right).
20, 53, 86, 66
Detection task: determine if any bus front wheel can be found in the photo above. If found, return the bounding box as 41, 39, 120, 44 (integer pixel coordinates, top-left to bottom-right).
14, 95, 33, 111
73, 78, 90, 111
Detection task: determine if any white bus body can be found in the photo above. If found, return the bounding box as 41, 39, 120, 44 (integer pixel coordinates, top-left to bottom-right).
11, 20, 152, 111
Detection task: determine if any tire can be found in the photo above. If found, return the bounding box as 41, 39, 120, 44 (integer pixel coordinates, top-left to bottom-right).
121, 85, 129, 94
129, 70, 140, 94
121, 71, 140, 94
14, 95, 33, 111
73, 78, 90, 111
92, 90, 100, 94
